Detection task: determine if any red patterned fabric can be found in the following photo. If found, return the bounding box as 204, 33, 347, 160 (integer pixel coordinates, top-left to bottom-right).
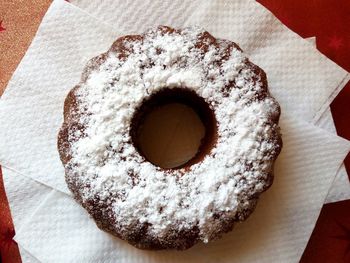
0, 168, 21, 263
0, 21, 5, 32
0, 1, 349, 262
301, 200, 350, 263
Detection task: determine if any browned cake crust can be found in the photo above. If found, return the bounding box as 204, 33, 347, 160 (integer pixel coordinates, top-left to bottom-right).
58, 26, 282, 250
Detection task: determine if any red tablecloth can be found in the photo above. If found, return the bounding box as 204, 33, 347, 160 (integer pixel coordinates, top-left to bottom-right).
0, 1, 349, 262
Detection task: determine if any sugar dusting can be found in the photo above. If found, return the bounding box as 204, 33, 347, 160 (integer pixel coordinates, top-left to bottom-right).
65, 27, 281, 243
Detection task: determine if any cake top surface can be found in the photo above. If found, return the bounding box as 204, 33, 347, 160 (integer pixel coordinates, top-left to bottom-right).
64, 26, 281, 242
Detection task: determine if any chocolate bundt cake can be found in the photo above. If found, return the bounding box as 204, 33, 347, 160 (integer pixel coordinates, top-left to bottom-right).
58, 26, 282, 250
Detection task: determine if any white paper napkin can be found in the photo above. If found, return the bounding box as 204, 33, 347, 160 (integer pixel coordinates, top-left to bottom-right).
4, 109, 348, 262
1, 0, 350, 262
0, 0, 349, 194
3, 115, 349, 263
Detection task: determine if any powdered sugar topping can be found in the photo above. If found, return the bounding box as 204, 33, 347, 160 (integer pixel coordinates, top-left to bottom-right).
64, 26, 281, 243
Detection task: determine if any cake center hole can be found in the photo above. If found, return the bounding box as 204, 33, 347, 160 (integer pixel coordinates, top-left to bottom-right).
130, 88, 217, 169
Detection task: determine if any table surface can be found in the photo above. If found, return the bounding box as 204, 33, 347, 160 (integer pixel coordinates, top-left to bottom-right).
0, 1, 350, 262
